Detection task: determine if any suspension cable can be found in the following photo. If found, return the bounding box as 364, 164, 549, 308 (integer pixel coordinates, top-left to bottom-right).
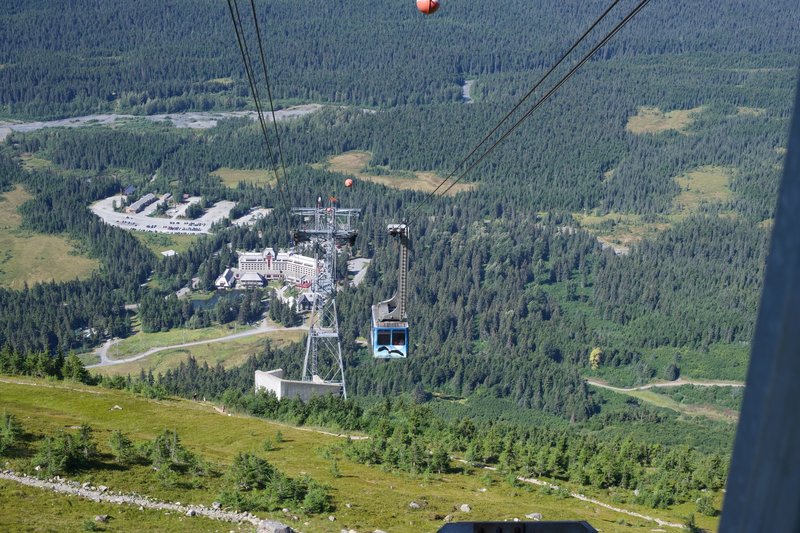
226, 0, 292, 230
248, 0, 291, 201
406, 0, 650, 224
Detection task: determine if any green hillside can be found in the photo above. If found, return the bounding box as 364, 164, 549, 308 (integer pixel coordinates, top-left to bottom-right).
0, 377, 720, 532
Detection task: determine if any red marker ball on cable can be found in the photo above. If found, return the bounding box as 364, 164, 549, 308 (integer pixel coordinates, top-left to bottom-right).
416, 0, 440, 15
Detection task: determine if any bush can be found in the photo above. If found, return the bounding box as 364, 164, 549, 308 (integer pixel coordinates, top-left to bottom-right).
302, 479, 333, 514
0, 411, 22, 456
228, 453, 275, 491
108, 430, 136, 465
32, 425, 99, 476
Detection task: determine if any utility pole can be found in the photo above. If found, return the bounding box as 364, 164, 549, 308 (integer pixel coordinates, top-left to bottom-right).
292, 197, 359, 399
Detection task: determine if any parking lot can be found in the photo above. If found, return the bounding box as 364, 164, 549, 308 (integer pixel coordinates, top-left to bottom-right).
90, 195, 236, 235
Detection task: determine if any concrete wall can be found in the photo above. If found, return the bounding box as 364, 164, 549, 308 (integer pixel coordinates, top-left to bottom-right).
255, 369, 342, 401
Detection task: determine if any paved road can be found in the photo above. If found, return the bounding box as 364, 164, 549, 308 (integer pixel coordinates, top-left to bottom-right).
88, 321, 306, 369
586, 377, 745, 392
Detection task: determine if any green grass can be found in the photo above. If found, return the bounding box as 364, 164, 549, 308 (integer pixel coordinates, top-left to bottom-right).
0, 377, 719, 533
212, 167, 275, 188
108, 323, 262, 360
132, 231, 200, 255
94, 329, 306, 377
0, 185, 99, 289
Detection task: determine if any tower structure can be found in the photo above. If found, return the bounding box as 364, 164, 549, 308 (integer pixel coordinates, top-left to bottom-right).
291, 197, 359, 398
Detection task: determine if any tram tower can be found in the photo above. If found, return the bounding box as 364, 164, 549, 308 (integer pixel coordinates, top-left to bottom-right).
291, 197, 359, 399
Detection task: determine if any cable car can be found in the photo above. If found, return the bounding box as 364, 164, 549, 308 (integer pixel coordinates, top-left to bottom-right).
372, 223, 410, 358
416, 0, 440, 15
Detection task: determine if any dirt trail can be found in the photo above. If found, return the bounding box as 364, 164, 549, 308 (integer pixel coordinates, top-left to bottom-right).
586, 377, 745, 392
459, 461, 685, 530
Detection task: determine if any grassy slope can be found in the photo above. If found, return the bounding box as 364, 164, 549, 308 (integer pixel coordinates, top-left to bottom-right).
0, 377, 720, 532
0, 185, 98, 289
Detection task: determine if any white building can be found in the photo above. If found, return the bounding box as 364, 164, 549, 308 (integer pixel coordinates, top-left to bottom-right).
238, 247, 316, 284
215, 268, 235, 289
255, 369, 342, 401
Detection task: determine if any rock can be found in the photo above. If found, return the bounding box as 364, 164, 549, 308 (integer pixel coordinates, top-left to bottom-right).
138, 506, 144, 511
282, 508, 290, 513
409, 501, 422, 510
82, 482, 91, 489
459, 504, 471, 513
212, 501, 221, 510
34, 465, 41, 472
186, 509, 196, 517
478, 487, 487, 493
94, 515, 109, 523
329, 515, 336, 521
98, 485, 108, 493
291, 516, 298, 521
346, 503, 352, 508
110, 405, 123, 410
256, 520, 293, 533
513, 518, 520, 522
374, 530, 388, 533
443, 515, 453, 523
525, 513, 542, 521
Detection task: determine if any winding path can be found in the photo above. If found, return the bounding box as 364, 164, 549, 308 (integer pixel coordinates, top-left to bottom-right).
88, 322, 306, 369
586, 377, 745, 392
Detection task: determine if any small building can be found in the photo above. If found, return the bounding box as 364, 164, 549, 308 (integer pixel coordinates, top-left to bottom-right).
126, 193, 157, 213
215, 268, 235, 289
123, 185, 136, 196
297, 293, 315, 312
255, 369, 342, 401
238, 271, 265, 289
161, 249, 176, 257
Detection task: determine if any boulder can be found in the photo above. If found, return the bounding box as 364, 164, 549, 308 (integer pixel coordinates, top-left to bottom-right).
257, 520, 294, 533
525, 513, 542, 521
459, 504, 471, 513
409, 501, 422, 510
186, 509, 196, 517
98, 485, 108, 493
212, 501, 221, 510
94, 515, 109, 523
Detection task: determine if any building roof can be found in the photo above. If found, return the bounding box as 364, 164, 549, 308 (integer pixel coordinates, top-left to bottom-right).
239, 272, 264, 282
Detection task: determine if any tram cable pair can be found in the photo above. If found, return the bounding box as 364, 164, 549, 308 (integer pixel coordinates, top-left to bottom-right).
223, 0, 653, 361
372, 0, 653, 359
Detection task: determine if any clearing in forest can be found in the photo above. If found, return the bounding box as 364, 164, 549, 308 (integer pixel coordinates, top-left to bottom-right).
672, 165, 733, 215
574, 166, 734, 251
625, 106, 704, 134
0, 185, 98, 289
321, 150, 477, 195
212, 167, 276, 188
133, 230, 199, 255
